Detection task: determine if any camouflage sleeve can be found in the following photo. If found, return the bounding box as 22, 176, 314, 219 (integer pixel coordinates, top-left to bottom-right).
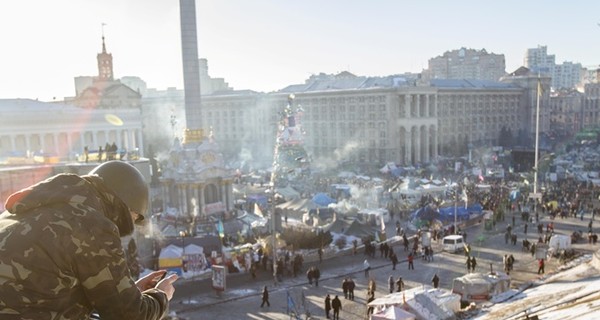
74, 220, 168, 320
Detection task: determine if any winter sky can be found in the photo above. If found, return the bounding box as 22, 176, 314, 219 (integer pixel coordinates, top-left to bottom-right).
1, 0, 600, 101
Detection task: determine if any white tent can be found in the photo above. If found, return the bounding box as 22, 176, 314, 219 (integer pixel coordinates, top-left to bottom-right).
370, 306, 415, 320
184, 243, 204, 255
159, 244, 183, 259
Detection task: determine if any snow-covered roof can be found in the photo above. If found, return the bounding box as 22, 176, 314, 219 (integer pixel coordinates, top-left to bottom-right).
474, 254, 600, 319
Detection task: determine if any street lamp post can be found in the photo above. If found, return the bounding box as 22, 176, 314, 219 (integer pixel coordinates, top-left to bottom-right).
268, 187, 278, 285
179, 230, 186, 273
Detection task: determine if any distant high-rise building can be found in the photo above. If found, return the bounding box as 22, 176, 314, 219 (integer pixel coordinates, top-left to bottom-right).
554, 61, 583, 90
524, 45, 582, 90
422, 47, 506, 81
524, 45, 555, 76
199, 58, 233, 95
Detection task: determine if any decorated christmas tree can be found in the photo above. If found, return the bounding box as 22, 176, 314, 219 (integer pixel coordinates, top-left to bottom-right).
270, 94, 311, 190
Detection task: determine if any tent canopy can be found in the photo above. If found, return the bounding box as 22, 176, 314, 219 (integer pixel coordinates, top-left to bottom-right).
312, 192, 336, 207
371, 306, 416, 320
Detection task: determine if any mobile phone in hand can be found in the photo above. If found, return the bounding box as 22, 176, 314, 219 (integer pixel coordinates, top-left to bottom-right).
158, 271, 168, 281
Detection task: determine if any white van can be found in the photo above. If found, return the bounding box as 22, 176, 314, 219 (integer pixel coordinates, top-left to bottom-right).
443, 235, 465, 253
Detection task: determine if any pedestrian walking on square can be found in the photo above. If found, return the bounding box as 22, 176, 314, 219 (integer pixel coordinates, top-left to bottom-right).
466, 256, 472, 273
342, 278, 349, 299
403, 234, 409, 251
348, 278, 356, 300
538, 259, 545, 274
313, 266, 321, 287
364, 259, 371, 278
408, 252, 414, 270
318, 247, 323, 263
324, 294, 331, 319
260, 285, 270, 307
390, 252, 398, 270
396, 277, 405, 292
432, 273, 440, 288
388, 275, 395, 293
470, 256, 477, 273
331, 295, 342, 320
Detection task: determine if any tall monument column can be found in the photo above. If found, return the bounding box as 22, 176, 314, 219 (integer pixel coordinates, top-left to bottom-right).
179, 0, 202, 129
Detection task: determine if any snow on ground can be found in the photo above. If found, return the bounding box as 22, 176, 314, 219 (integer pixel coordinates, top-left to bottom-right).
472, 254, 600, 319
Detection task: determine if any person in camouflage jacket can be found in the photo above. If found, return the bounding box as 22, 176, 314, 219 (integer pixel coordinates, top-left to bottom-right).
0, 163, 177, 319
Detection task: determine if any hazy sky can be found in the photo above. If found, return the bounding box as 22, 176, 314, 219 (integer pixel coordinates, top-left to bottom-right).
1, 0, 599, 101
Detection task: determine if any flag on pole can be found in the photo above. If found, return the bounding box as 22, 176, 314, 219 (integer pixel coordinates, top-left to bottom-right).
254, 203, 264, 218
216, 220, 225, 238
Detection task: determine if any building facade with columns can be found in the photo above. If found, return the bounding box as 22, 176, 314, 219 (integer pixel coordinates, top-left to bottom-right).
0, 98, 143, 161
143, 71, 538, 169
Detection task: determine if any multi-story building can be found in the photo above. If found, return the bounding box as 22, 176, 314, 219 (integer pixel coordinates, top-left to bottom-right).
546, 83, 600, 139
0, 36, 145, 160
554, 61, 583, 90
422, 48, 506, 82
549, 89, 584, 137
143, 70, 555, 169
582, 66, 600, 86
432, 79, 522, 155
500, 67, 552, 145
65, 35, 142, 111
524, 45, 583, 90
524, 45, 555, 76
0, 98, 143, 161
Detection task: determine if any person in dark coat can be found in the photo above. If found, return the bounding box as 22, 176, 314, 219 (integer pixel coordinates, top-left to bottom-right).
331, 295, 342, 320
313, 266, 321, 286
347, 278, 356, 300
342, 278, 349, 299
324, 294, 331, 319
390, 252, 398, 270
388, 275, 395, 293
466, 256, 472, 273
432, 273, 440, 288
396, 277, 405, 292
470, 256, 477, 273
260, 285, 270, 307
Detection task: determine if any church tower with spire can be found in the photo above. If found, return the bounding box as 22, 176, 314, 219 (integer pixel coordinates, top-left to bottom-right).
97, 32, 114, 81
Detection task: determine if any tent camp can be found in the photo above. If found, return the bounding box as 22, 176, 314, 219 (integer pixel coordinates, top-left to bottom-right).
370, 306, 416, 320
411, 204, 483, 223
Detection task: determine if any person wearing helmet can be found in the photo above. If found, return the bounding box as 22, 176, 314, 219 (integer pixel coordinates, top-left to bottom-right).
0, 160, 177, 319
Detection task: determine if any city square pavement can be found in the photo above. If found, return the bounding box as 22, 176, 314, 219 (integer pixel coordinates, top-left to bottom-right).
168, 210, 599, 320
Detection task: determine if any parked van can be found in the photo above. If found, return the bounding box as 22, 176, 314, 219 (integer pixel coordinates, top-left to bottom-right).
443, 235, 465, 253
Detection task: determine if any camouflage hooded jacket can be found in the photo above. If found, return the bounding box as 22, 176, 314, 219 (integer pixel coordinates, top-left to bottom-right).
0, 173, 168, 319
